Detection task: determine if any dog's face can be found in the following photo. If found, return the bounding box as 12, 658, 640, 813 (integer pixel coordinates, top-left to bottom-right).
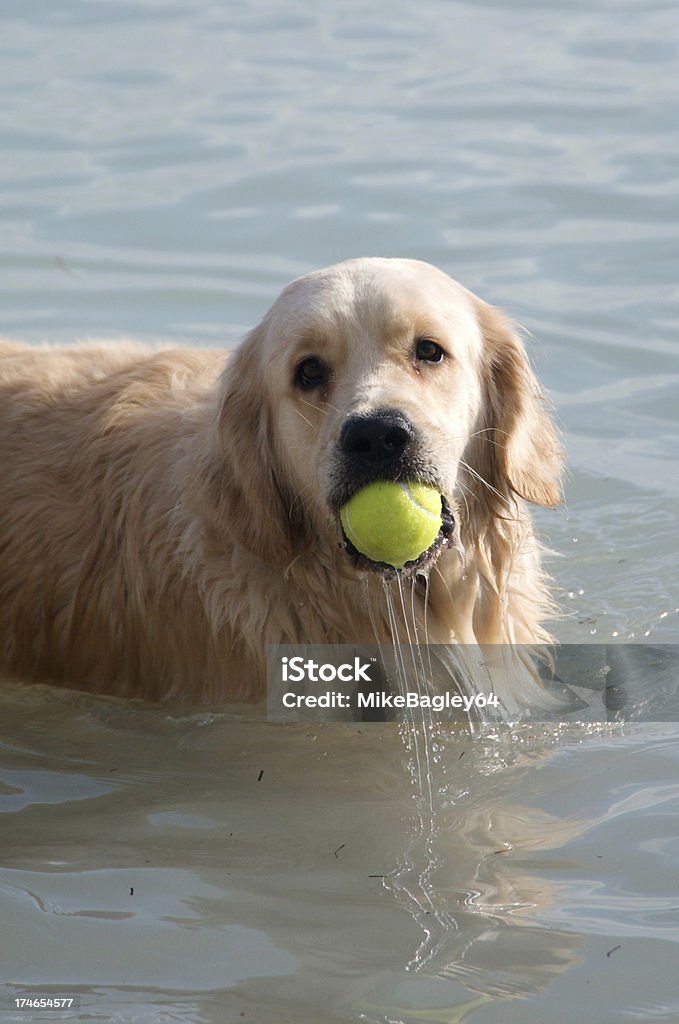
219, 258, 562, 572
273, 259, 485, 501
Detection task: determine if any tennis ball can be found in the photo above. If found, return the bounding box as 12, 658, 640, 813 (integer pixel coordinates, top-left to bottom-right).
340, 481, 442, 569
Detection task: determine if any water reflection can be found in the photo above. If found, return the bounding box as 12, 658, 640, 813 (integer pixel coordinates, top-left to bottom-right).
381, 725, 593, 1000
3, 681, 679, 1023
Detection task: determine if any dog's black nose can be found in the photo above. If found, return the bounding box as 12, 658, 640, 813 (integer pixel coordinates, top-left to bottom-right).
340, 411, 416, 469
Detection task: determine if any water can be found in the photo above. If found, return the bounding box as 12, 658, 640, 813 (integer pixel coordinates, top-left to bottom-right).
2, 0, 679, 1020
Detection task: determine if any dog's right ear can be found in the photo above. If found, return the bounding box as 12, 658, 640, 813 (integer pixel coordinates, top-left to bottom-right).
203, 325, 299, 567
477, 301, 563, 512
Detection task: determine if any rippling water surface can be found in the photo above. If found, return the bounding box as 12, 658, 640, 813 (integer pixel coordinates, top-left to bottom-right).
1, 1, 679, 1021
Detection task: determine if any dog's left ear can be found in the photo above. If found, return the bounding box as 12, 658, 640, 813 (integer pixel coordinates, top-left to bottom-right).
477, 301, 563, 509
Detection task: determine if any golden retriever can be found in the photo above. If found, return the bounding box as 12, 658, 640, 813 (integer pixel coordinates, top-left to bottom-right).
0, 258, 562, 704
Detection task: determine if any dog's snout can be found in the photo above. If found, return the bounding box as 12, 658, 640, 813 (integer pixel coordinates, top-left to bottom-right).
340, 411, 416, 469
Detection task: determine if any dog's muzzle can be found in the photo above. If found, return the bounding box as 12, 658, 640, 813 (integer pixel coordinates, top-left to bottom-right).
331, 410, 460, 575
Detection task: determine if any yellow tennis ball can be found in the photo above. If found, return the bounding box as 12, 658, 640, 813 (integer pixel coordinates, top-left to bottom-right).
340, 481, 442, 569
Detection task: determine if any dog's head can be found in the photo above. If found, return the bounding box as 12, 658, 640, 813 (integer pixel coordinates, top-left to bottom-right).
216, 258, 562, 571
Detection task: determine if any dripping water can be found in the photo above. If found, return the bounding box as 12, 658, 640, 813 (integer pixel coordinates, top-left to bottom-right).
360, 572, 620, 978
360, 572, 497, 971
360, 565, 534, 970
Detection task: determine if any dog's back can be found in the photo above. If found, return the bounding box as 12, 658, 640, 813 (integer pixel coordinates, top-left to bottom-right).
0, 342, 226, 699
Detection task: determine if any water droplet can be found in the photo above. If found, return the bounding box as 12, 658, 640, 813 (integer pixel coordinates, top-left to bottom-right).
590, 628, 597, 635
572, 537, 579, 543
578, 589, 584, 596
612, 630, 619, 637
568, 591, 575, 599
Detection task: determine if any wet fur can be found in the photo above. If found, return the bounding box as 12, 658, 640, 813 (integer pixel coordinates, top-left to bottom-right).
0, 259, 562, 703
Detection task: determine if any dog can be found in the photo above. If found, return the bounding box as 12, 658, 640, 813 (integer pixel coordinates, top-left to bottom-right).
0, 258, 562, 705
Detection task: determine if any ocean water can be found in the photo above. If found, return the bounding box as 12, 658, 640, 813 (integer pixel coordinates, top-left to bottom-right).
1, 0, 679, 1021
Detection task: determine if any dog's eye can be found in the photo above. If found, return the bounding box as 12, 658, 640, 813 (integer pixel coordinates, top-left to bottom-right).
415, 339, 444, 363
294, 356, 329, 391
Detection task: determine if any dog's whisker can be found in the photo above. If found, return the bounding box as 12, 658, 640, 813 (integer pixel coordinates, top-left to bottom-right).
296, 395, 346, 420
297, 394, 345, 419
319, 398, 344, 416
459, 459, 509, 505
437, 427, 509, 449
466, 427, 509, 449
297, 396, 327, 417
292, 407, 313, 428
455, 480, 473, 523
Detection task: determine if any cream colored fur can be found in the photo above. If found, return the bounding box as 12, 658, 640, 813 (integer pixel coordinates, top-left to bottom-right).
0, 258, 562, 703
